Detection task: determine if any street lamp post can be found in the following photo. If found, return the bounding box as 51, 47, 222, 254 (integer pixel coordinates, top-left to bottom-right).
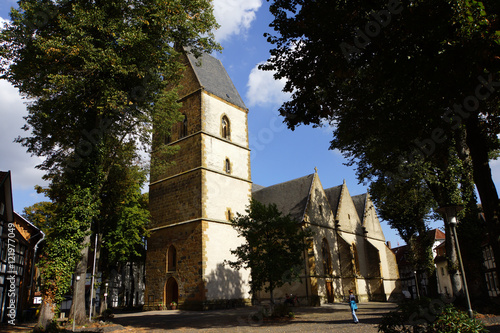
414, 270, 420, 300
437, 205, 473, 319
72, 275, 80, 332
104, 282, 109, 312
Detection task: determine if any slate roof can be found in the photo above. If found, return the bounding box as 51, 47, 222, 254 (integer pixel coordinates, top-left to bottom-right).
252, 183, 266, 192
324, 185, 342, 218
352, 194, 367, 223
252, 174, 314, 222
186, 51, 247, 110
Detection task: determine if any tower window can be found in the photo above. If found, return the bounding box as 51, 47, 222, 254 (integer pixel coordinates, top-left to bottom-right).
179, 114, 187, 138
221, 115, 230, 140
167, 245, 177, 272
225, 158, 231, 174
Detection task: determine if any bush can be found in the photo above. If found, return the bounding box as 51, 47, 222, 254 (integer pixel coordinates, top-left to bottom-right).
271, 303, 291, 317
431, 304, 488, 333
378, 299, 488, 333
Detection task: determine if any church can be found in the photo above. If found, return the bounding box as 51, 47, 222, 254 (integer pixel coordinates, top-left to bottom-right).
145, 50, 401, 310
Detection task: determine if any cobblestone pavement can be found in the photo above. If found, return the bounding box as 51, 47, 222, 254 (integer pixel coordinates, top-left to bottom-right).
109, 302, 397, 333
2, 302, 500, 332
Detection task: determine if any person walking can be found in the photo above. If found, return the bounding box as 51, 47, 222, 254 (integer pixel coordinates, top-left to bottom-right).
348, 289, 359, 324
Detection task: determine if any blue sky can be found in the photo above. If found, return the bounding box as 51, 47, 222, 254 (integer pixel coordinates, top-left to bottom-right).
4, 0, 496, 248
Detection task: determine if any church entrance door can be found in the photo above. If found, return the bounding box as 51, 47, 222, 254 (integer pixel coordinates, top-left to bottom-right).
165, 277, 178, 307
326, 281, 334, 303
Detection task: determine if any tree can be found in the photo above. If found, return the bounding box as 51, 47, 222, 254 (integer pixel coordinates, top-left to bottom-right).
22, 200, 55, 236
225, 199, 312, 304
0, 0, 220, 328
262, 0, 500, 284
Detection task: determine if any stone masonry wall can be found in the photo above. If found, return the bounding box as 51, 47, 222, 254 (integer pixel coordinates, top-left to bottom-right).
149, 171, 202, 228
145, 221, 205, 309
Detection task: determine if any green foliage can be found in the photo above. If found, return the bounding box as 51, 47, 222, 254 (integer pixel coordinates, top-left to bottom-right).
431, 305, 488, 333
1, 0, 220, 315
262, 0, 500, 251
378, 299, 488, 333
226, 199, 313, 300
39, 186, 98, 305
99, 144, 150, 264
22, 201, 55, 236
370, 176, 436, 244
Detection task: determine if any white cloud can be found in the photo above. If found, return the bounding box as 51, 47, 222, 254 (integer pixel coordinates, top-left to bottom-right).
0, 80, 46, 190
246, 63, 291, 107
212, 0, 262, 42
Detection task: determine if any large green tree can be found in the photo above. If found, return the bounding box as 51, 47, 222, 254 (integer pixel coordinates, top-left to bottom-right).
226, 199, 312, 304
262, 0, 500, 283
0, 0, 219, 327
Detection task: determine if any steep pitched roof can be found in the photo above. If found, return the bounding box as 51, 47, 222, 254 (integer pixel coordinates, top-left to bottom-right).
252, 174, 314, 222
428, 228, 445, 240
324, 185, 342, 218
186, 51, 247, 110
351, 193, 367, 223
252, 183, 266, 192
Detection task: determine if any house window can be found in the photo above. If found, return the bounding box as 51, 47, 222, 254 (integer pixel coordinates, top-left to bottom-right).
167, 245, 177, 272
179, 114, 187, 138
225, 158, 231, 174
221, 115, 230, 140
226, 208, 233, 221
165, 134, 171, 144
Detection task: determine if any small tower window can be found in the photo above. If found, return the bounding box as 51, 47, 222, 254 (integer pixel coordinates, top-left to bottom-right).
179, 114, 187, 138
221, 115, 230, 140
167, 245, 177, 272
225, 158, 231, 174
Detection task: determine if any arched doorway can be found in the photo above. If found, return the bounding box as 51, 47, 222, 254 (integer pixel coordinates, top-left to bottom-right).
165, 277, 178, 306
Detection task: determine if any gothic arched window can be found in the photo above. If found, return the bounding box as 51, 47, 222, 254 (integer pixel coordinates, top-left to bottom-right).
167, 245, 177, 272
321, 238, 333, 275
221, 115, 230, 140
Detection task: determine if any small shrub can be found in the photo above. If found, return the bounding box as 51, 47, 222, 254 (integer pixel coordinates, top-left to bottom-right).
272, 303, 291, 317
378, 299, 489, 333
431, 304, 488, 333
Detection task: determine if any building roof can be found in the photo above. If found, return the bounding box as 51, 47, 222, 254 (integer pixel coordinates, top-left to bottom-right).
428, 228, 445, 240
352, 193, 367, 223
392, 245, 411, 266
252, 174, 314, 222
324, 185, 342, 218
251, 183, 266, 192
186, 51, 247, 110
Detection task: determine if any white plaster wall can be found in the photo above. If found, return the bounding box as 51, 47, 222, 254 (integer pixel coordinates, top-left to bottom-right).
202, 93, 248, 148
203, 135, 250, 179
204, 171, 251, 220
204, 222, 251, 299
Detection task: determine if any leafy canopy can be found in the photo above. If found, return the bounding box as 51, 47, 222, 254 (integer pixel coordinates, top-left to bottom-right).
226, 199, 312, 300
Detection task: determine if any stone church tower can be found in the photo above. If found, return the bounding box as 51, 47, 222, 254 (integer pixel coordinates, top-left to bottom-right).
145, 51, 252, 310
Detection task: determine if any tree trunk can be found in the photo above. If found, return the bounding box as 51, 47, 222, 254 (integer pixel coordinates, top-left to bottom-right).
465, 114, 500, 282
37, 298, 57, 329
444, 221, 463, 297
69, 237, 90, 325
